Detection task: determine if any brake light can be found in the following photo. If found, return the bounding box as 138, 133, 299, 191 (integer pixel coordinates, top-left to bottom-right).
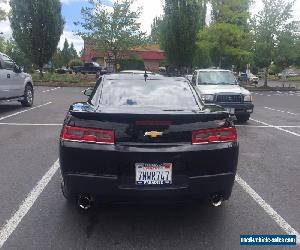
192, 127, 237, 144
61, 126, 115, 144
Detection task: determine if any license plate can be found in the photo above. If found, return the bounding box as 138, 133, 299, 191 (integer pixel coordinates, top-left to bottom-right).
135, 163, 172, 185
225, 108, 235, 114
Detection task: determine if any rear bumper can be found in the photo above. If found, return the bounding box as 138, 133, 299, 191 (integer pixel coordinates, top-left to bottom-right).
62, 172, 236, 203
60, 141, 238, 203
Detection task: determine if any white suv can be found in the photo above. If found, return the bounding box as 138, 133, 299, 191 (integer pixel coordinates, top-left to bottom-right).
0, 52, 34, 107
191, 69, 254, 122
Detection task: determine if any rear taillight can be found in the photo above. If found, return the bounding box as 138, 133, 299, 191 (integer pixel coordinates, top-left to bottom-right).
61, 126, 115, 144
192, 127, 237, 145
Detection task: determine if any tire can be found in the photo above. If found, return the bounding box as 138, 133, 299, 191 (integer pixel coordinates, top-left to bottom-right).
237, 114, 250, 123
61, 181, 75, 204
21, 84, 34, 107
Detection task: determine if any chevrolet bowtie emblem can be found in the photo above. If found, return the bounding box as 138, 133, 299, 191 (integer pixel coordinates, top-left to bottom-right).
144, 131, 163, 138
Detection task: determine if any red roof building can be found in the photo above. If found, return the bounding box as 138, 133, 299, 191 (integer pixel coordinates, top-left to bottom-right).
81, 41, 165, 72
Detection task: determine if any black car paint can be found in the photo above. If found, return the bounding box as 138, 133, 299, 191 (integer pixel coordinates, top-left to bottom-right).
73, 62, 102, 75
59, 75, 239, 204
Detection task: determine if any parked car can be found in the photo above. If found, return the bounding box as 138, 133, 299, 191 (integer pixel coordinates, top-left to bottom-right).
120, 70, 155, 75
185, 74, 193, 81
73, 62, 102, 76
237, 72, 258, 84
59, 74, 239, 209
0, 52, 34, 107
34, 69, 46, 74
191, 69, 254, 122
55, 67, 72, 74
248, 73, 259, 84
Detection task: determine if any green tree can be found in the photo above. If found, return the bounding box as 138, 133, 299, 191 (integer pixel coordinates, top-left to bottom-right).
162, 0, 207, 71
0, 36, 5, 53
76, 0, 146, 71
0, 7, 6, 21
211, 0, 250, 30
197, 23, 251, 69
150, 17, 164, 44
52, 48, 64, 68
251, 0, 296, 86
10, 0, 64, 76
0, 7, 6, 51
61, 39, 71, 66
273, 31, 297, 71
69, 43, 78, 60
294, 39, 300, 67
208, 0, 252, 71
4, 38, 33, 71
69, 58, 83, 68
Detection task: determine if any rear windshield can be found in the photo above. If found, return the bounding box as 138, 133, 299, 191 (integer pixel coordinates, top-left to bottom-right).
198, 71, 236, 85
98, 78, 199, 109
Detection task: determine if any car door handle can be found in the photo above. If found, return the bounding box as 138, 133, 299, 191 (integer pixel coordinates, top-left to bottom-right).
7, 74, 10, 78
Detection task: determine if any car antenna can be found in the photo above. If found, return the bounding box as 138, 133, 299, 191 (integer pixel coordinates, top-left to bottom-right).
144, 69, 148, 82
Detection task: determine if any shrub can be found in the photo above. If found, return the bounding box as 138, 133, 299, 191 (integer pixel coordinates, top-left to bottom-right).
118, 58, 145, 71
69, 59, 84, 68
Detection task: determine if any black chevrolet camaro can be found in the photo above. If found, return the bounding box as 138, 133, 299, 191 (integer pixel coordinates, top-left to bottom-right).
59, 73, 239, 209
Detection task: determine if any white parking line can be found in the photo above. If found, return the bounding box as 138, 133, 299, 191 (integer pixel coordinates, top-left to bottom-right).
0, 102, 52, 121
0, 160, 60, 248
236, 125, 300, 128
42, 87, 61, 93
235, 125, 270, 128
250, 118, 300, 137
236, 175, 300, 245
264, 107, 298, 116
252, 91, 300, 97
0, 123, 61, 126
0, 160, 299, 247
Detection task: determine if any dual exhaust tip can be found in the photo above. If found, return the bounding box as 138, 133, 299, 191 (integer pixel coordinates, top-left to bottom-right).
77, 194, 223, 210
211, 195, 223, 207
78, 194, 93, 210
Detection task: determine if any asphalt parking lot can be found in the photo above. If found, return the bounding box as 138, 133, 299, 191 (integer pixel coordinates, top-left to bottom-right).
0, 86, 299, 250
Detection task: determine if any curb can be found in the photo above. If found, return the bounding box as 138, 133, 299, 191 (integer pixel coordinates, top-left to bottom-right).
33, 81, 96, 87
244, 87, 298, 92
33, 82, 299, 91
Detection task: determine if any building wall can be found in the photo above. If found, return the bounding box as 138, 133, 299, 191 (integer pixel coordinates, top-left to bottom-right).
144, 60, 160, 72
95, 57, 105, 67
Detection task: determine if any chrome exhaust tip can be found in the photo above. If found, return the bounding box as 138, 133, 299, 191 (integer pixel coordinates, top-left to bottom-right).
211, 195, 223, 207
78, 194, 92, 210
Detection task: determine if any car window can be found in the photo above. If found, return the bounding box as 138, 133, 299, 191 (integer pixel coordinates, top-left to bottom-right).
98, 77, 199, 109
197, 71, 236, 85
1, 55, 15, 70
192, 72, 197, 84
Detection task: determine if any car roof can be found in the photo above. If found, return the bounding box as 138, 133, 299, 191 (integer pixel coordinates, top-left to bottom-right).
195, 69, 231, 72
0, 52, 12, 61
120, 70, 155, 74
0, 52, 8, 58
104, 73, 188, 84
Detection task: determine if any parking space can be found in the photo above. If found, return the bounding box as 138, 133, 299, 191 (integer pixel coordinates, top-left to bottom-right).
0, 87, 299, 249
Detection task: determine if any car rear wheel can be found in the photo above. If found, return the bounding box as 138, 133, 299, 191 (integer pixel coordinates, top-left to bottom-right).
21, 85, 34, 107
237, 114, 250, 123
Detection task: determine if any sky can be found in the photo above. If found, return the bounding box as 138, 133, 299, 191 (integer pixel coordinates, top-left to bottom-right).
0, 0, 300, 53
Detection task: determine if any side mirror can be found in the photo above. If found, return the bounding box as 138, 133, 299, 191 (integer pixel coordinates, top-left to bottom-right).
14, 65, 22, 73
84, 88, 93, 97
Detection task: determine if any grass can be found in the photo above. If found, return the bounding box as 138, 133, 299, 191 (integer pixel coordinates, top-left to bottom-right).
287, 76, 300, 81
267, 75, 300, 81
32, 72, 97, 83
